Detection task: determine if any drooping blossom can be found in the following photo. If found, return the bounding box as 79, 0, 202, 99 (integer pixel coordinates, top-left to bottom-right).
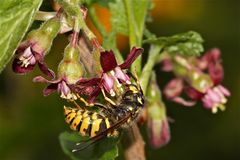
72, 47, 144, 103
162, 48, 230, 113
100, 47, 144, 96
12, 18, 60, 78
147, 73, 170, 148
13, 39, 55, 78
33, 44, 87, 100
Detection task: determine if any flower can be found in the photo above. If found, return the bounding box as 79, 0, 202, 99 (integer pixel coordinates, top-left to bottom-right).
147, 73, 170, 148
162, 48, 230, 113
33, 76, 77, 100
100, 47, 144, 96
33, 44, 87, 100
71, 47, 143, 103
201, 85, 230, 113
198, 48, 224, 85
148, 117, 170, 148
12, 18, 60, 78
13, 39, 55, 78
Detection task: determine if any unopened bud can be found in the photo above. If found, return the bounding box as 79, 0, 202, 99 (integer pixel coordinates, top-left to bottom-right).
147, 73, 170, 148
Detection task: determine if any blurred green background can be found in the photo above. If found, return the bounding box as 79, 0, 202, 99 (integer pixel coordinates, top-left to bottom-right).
0, 0, 239, 159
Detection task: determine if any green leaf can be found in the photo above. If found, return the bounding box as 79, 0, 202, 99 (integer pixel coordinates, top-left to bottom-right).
59, 131, 119, 160
83, 0, 115, 7
0, 0, 43, 73
144, 31, 204, 56
131, 0, 149, 43
109, 0, 128, 35
109, 0, 149, 42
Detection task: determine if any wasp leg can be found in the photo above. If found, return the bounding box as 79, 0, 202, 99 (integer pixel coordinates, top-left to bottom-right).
73, 100, 85, 110
76, 94, 94, 107
127, 69, 141, 88
94, 103, 113, 115
101, 88, 116, 106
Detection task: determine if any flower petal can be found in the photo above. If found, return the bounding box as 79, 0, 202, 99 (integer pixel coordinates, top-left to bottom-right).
102, 73, 115, 94
12, 58, 35, 74
208, 63, 224, 85
38, 62, 55, 79
100, 50, 118, 72
33, 76, 61, 84
88, 87, 101, 103
74, 78, 101, 95
119, 47, 144, 69
76, 78, 101, 86
163, 78, 184, 99
114, 67, 130, 83
185, 86, 204, 100
43, 83, 58, 96
148, 118, 171, 148
218, 85, 231, 97
15, 41, 31, 55
161, 59, 173, 72
207, 48, 221, 62
172, 97, 196, 107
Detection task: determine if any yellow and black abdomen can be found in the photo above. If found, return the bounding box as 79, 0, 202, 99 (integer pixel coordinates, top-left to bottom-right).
64, 106, 113, 137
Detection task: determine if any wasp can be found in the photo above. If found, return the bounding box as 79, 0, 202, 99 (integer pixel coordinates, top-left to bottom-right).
64, 71, 144, 152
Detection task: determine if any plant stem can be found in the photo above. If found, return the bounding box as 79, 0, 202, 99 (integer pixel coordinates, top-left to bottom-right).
124, 0, 142, 75
140, 45, 162, 94
122, 124, 146, 160
35, 11, 56, 21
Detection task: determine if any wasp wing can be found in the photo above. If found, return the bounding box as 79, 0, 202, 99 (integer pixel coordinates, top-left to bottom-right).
72, 113, 131, 152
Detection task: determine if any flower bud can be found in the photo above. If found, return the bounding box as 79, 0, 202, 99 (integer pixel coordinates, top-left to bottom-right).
147, 73, 170, 148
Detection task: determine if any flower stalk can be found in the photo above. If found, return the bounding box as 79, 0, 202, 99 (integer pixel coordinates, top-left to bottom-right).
140, 45, 162, 94
35, 11, 56, 21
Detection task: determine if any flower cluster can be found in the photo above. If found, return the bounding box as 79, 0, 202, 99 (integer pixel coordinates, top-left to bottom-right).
10, 1, 231, 154
73, 47, 144, 102
162, 48, 230, 113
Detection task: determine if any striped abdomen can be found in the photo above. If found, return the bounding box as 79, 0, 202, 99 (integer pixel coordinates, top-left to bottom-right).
64, 106, 113, 137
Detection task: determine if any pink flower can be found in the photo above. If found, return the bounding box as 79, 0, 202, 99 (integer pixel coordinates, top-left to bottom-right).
201, 85, 230, 113
148, 118, 170, 148
12, 40, 54, 78
33, 76, 77, 100
162, 48, 231, 113
72, 47, 143, 102
100, 47, 143, 96
12, 17, 60, 78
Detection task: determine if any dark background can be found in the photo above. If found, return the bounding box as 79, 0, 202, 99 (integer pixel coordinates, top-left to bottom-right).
0, 0, 239, 159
